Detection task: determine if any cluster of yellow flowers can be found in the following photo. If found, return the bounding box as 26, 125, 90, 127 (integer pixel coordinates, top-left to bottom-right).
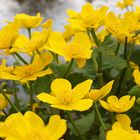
0, 0, 140, 139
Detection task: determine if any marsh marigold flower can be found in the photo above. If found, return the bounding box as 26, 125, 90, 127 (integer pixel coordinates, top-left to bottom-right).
0, 23, 18, 50
0, 111, 67, 140
133, 69, 140, 86
14, 13, 43, 28
0, 59, 18, 80
86, 80, 114, 101
47, 32, 92, 68
11, 29, 51, 53
117, 0, 135, 9
105, 12, 139, 42
67, 3, 108, 31
0, 94, 10, 110
37, 79, 93, 111
12, 52, 53, 82
107, 114, 140, 140
99, 95, 135, 113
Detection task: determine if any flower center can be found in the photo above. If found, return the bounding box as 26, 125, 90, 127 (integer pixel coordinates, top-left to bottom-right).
58, 91, 73, 105
66, 43, 81, 59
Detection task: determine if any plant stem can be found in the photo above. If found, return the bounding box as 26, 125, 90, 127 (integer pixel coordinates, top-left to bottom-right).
89, 29, 104, 87
117, 37, 128, 96
124, 37, 128, 60
0, 89, 20, 112
97, 51, 104, 87
27, 28, 31, 39
14, 52, 28, 65
94, 102, 106, 131
67, 112, 87, 140
92, 53, 98, 72
28, 82, 33, 111
115, 42, 120, 56
127, 41, 135, 62
63, 59, 74, 78
90, 28, 100, 46
2, 110, 8, 116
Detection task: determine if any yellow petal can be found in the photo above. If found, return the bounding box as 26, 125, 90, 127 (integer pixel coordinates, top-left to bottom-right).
45, 115, 67, 140
51, 79, 72, 96
66, 10, 78, 18
99, 100, 113, 112
37, 92, 58, 104
100, 80, 114, 99
73, 32, 92, 49
47, 32, 66, 55
71, 99, 93, 111
128, 96, 135, 110
72, 79, 93, 100
107, 129, 134, 140
133, 69, 140, 86
107, 96, 119, 105
36, 68, 52, 77
76, 58, 86, 68
116, 114, 131, 130
24, 111, 44, 128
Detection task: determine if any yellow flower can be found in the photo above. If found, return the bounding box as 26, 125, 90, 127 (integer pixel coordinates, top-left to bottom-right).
133, 69, 140, 86
67, 3, 108, 30
37, 79, 93, 111
107, 114, 140, 140
0, 23, 18, 50
11, 29, 51, 53
117, 0, 135, 9
47, 32, 92, 68
14, 13, 43, 28
0, 59, 18, 80
12, 52, 53, 82
105, 12, 139, 42
0, 94, 10, 110
99, 95, 135, 113
0, 111, 67, 140
86, 80, 114, 101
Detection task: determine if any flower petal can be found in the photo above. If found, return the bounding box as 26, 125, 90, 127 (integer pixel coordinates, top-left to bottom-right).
71, 99, 93, 111
100, 80, 114, 98
72, 79, 93, 100
24, 111, 44, 128
99, 100, 113, 112
37, 92, 58, 104
51, 78, 72, 96
45, 115, 67, 140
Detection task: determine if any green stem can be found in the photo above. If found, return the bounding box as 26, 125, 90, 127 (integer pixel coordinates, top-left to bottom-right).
63, 59, 74, 78
97, 51, 104, 87
28, 82, 33, 111
2, 110, 8, 116
115, 42, 120, 56
127, 41, 135, 61
14, 52, 28, 65
90, 28, 100, 46
94, 102, 106, 131
0, 89, 20, 112
124, 37, 128, 60
27, 28, 31, 39
101, 33, 111, 46
67, 112, 87, 140
92, 53, 98, 72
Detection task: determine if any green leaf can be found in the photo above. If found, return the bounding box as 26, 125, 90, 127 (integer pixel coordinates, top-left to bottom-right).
68, 110, 95, 136
50, 62, 68, 77
129, 85, 140, 98
34, 75, 54, 94
102, 52, 127, 70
